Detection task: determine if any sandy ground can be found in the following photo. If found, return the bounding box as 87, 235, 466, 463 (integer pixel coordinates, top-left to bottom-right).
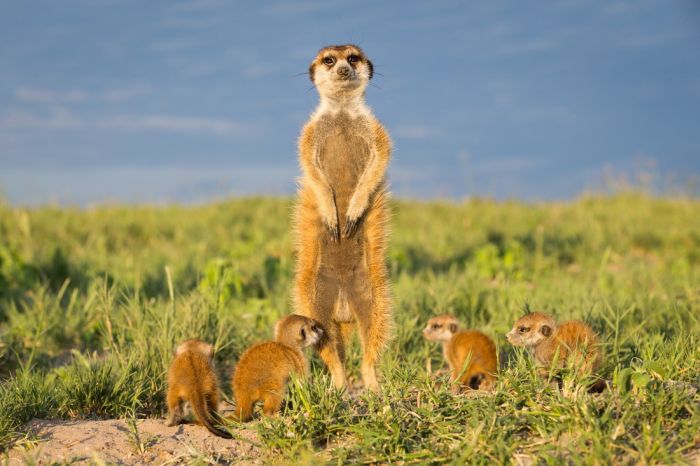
4, 417, 261, 465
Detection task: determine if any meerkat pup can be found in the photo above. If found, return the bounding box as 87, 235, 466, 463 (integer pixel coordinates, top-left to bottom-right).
422, 315, 498, 392
506, 312, 603, 378
231, 314, 324, 421
166, 338, 231, 438
293, 44, 392, 392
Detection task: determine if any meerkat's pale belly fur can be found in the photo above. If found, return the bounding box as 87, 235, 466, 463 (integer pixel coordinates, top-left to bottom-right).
316, 113, 375, 320
294, 111, 391, 389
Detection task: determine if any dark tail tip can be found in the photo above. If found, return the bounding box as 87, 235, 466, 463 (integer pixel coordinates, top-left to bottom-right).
468, 373, 485, 390
588, 378, 609, 394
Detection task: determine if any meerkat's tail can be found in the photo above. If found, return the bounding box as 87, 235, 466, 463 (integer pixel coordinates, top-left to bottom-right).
588, 378, 609, 393
189, 391, 232, 438
467, 372, 485, 390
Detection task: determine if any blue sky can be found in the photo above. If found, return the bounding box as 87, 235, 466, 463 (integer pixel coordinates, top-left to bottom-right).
1, 0, 699, 205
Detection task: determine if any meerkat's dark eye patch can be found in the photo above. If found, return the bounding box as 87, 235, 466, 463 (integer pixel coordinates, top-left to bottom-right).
431, 323, 441, 330
323, 56, 335, 66
347, 54, 359, 64
518, 326, 530, 334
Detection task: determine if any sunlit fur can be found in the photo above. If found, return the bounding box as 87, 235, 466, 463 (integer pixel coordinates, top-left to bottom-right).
506, 312, 603, 377
293, 45, 392, 392
423, 315, 498, 391
166, 339, 231, 438
232, 315, 324, 421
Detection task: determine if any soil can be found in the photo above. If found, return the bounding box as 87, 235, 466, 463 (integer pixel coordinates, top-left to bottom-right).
4, 417, 261, 465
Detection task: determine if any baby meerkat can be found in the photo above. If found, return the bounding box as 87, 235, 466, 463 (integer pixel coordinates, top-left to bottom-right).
166, 339, 231, 438
231, 314, 324, 421
422, 315, 498, 392
506, 312, 603, 378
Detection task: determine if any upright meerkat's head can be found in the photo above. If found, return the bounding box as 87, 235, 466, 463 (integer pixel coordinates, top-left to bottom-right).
274, 314, 325, 349
309, 44, 373, 98
175, 338, 214, 360
506, 312, 556, 348
422, 314, 461, 342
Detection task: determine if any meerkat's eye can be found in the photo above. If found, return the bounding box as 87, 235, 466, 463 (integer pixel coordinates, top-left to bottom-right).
432, 324, 441, 330
347, 55, 359, 64
323, 56, 335, 66
518, 326, 529, 334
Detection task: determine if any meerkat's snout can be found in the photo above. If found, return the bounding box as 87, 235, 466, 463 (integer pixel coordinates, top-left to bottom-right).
306, 322, 324, 346
336, 64, 352, 80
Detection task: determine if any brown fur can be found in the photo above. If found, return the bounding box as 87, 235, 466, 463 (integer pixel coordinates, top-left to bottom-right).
423, 315, 498, 392
293, 45, 392, 391
231, 315, 323, 421
506, 312, 603, 377
166, 339, 231, 438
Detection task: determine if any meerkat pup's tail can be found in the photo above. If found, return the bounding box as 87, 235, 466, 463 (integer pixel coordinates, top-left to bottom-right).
189, 390, 232, 438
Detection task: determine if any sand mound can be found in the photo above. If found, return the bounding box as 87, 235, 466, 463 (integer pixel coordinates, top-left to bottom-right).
5, 418, 261, 465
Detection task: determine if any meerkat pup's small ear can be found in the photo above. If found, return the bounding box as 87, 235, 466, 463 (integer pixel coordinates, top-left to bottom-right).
308, 63, 316, 83
366, 59, 374, 79
449, 323, 458, 333
540, 325, 552, 337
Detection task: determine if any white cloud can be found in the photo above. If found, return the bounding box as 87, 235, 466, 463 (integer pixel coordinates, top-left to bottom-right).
99, 115, 247, 135
0, 108, 248, 136
0, 107, 83, 130
242, 63, 279, 78
16, 88, 89, 104
15, 85, 151, 104
393, 125, 437, 139
496, 38, 559, 55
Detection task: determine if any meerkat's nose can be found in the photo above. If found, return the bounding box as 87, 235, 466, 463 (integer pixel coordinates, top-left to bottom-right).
336, 65, 351, 78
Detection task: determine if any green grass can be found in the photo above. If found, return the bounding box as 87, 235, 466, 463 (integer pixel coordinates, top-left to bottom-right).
0, 193, 699, 464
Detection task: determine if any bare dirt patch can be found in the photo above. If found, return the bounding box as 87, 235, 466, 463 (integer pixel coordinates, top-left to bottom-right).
4, 418, 261, 465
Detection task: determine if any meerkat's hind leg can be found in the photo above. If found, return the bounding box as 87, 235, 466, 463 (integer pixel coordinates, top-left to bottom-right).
261, 391, 284, 417
166, 393, 184, 426
352, 291, 386, 392
318, 321, 348, 389
233, 393, 255, 422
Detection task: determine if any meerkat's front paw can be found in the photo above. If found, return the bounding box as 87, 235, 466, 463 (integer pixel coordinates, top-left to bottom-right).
343, 196, 367, 238
325, 220, 340, 242
343, 215, 363, 238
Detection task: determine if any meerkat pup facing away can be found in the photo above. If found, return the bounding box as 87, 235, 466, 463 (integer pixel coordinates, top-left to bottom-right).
232, 314, 324, 421
166, 339, 231, 438
293, 44, 392, 392
506, 312, 603, 378
422, 315, 498, 392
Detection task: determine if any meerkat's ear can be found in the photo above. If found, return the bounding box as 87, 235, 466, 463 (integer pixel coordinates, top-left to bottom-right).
540, 325, 552, 337
366, 59, 374, 80
308, 62, 316, 83
449, 323, 458, 333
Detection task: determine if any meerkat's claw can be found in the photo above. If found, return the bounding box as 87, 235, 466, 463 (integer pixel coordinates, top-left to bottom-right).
326, 223, 340, 242
343, 216, 359, 238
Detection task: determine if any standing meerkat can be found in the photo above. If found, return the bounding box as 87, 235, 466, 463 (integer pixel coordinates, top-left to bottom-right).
422, 315, 498, 392
166, 339, 231, 438
231, 314, 324, 421
293, 44, 392, 391
506, 312, 603, 378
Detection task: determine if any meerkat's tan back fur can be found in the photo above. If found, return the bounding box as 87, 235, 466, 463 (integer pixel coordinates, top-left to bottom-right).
166, 339, 231, 438
506, 312, 603, 377
293, 44, 392, 391
423, 315, 498, 392
232, 315, 323, 421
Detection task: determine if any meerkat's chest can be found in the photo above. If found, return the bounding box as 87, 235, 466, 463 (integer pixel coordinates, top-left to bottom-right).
314, 113, 373, 191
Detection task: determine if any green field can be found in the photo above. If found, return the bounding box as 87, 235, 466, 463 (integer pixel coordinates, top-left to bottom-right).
1, 194, 699, 464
